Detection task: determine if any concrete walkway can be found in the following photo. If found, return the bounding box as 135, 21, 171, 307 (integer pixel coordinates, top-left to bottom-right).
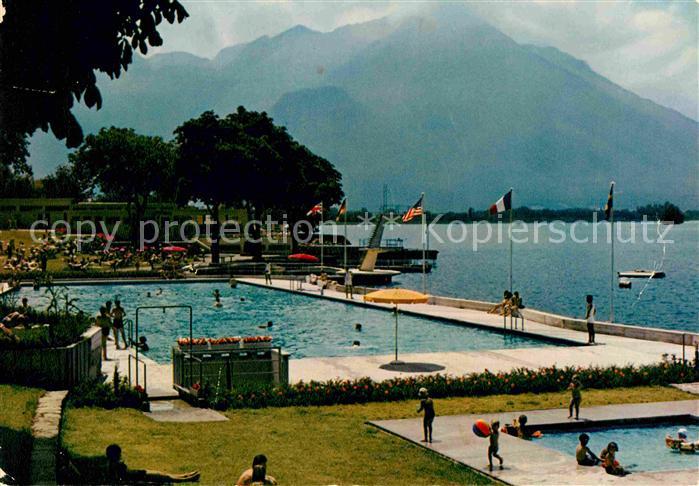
100, 277, 691, 391
239, 278, 689, 383
29, 390, 68, 485
370, 400, 699, 485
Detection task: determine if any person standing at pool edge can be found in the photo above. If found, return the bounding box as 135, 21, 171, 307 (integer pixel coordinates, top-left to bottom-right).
95, 306, 112, 360
111, 300, 128, 350
568, 375, 582, 419
416, 387, 435, 443
584, 295, 596, 344
264, 262, 272, 285
344, 270, 353, 299
488, 419, 504, 471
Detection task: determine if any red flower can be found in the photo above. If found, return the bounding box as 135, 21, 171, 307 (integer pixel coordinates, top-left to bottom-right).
192, 382, 201, 391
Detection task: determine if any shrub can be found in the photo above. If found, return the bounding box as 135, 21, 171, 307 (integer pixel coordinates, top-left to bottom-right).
66, 368, 148, 411
192, 360, 698, 410
0, 269, 161, 281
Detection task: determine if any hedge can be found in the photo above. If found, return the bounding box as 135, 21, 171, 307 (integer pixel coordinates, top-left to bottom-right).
66, 369, 149, 411
192, 360, 697, 410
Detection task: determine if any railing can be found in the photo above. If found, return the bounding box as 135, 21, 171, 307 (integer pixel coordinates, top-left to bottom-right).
127, 353, 148, 393
173, 345, 287, 390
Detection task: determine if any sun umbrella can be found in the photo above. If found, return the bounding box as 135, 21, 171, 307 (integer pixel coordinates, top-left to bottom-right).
364, 288, 429, 364
288, 253, 320, 263
162, 245, 187, 252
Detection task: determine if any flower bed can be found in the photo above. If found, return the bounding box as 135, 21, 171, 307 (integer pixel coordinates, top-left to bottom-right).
194, 360, 698, 410
67, 369, 149, 411
176, 335, 272, 350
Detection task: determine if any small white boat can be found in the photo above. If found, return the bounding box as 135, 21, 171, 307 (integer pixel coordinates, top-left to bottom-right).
617, 269, 665, 279
618, 277, 632, 289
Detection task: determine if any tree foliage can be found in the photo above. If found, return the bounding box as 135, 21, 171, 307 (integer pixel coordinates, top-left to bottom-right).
40, 165, 86, 200
69, 127, 176, 242
174, 106, 343, 261
0, 0, 188, 168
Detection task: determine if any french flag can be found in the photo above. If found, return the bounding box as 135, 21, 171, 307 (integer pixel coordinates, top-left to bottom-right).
489, 189, 512, 215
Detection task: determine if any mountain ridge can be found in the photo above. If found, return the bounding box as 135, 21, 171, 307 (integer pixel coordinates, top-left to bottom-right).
27, 10, 698, 210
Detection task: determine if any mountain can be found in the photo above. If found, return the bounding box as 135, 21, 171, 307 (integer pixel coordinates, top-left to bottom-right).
28, 7, 698, 210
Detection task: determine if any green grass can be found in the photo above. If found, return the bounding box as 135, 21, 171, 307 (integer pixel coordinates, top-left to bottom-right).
61, 386, 693, 485
0, 384, 42, 483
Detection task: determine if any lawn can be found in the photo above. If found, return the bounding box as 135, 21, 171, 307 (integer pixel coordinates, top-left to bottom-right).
61, 386, 693, 485
0, 384, 42, 483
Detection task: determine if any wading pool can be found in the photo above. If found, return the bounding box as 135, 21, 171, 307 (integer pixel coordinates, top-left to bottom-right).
536, 420, 699, 472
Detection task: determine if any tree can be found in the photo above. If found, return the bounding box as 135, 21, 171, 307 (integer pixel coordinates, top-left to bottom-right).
69, 127, 176, 244
174, 106, 343, 262
40, 165, 86, 200
637, 202, 685, 225
0, 131, 34, 197
0, 0, 188, 167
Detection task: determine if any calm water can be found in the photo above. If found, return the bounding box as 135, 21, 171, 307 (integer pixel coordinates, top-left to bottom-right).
17, 282, 560, 362
333, 221, 699, 332
536, 422, 699, 472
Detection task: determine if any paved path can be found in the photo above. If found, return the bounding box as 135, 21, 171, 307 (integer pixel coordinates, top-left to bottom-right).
239, 278, 689, 383
370, 400, 699, 485
29, 390, 68, 485
144, 400, 228, 422
672, 382, 699, 395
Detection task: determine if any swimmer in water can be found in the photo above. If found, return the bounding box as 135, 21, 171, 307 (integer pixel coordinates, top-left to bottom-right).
258, 321, 273, 329
146, 292, 152, 298
355, 323, 362, 331
213, 290, 222, 307
156, 288, 163, 296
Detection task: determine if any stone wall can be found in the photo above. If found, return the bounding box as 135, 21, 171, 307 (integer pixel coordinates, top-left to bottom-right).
429, 295, 699, 346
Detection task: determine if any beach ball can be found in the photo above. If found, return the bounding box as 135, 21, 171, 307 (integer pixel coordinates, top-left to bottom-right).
473, 419, 492, 438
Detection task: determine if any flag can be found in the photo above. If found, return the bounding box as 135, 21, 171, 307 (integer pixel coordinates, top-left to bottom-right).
402, 195, 424, 223
306, 202, 323, 216
489, 190, 512, 215
335, 198, 347, 222
604, 182, 614, 220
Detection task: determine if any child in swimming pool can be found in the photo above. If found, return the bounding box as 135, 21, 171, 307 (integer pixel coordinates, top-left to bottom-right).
488, 420, 504, 471
575, 433, 600, 466
416, 387, 435, 443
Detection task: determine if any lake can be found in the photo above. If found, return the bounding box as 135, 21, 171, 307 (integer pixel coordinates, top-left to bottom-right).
330, 221, 698, 332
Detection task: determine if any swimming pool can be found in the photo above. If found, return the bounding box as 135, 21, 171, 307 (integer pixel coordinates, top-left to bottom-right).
17, 282, 564, 362
536, 421, 699, 472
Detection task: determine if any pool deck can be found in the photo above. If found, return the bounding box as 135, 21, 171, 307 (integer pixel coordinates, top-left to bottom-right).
98, 277, 691, 395
238, 278, 689, 383
370, 399, 699, 485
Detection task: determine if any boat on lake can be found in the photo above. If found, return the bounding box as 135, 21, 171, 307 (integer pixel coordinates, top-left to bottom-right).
617, 269, 666, 279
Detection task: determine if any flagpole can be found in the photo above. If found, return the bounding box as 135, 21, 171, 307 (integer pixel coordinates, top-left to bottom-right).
610, 182, 615, 323
320, 203, 324, 271
509, 188, 513, 293
343, 199, 348, 272
421, 192, 426, 295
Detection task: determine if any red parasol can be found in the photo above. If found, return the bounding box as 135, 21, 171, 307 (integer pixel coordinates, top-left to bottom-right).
288, 253, 319, 263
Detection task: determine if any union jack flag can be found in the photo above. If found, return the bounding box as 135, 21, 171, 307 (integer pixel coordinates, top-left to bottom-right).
306, 202, 323, 216
402, 195, 424, 223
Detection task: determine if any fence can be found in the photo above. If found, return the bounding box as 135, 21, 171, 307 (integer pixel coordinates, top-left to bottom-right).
172, 344, 289, 392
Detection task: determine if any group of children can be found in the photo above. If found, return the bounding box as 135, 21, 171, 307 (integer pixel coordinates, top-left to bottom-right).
416, 376, 631, 476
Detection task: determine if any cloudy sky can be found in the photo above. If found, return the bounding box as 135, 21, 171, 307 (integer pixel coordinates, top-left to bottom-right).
151, 0, 698, 120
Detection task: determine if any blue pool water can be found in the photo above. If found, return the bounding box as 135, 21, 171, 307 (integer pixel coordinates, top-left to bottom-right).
17, 282, 562, 362
536, 422, 699, 472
